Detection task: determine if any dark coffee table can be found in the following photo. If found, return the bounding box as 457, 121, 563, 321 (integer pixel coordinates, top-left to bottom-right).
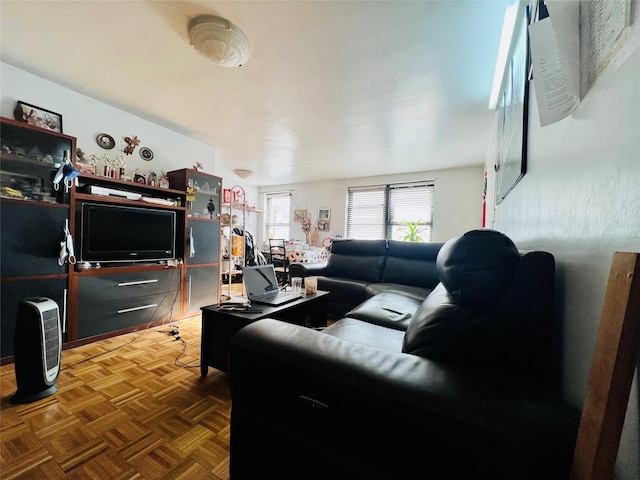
200, 290, 329, 375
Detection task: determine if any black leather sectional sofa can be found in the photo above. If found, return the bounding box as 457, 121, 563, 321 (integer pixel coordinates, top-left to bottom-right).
289, 237, 444, 319
228, 230, 580, 479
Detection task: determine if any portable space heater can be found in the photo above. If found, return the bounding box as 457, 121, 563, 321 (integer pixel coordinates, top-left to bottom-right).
11, 297, 62, 404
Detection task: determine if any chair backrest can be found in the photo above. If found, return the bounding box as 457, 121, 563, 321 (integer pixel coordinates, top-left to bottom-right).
570, 252, 640, 480
268, 239, 287, 264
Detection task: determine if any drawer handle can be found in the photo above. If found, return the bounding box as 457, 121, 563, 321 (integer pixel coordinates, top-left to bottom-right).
117, 304, 158, 314
118, 279, 159, 287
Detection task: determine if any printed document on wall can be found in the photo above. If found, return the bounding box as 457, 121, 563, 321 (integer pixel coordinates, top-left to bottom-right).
580, 0, 633, 96
528, 1, 580, 126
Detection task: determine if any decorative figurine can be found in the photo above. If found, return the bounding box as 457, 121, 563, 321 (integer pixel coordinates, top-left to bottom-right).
159, 170, 170, 189
123, 136, 140, 155
207, 197, 216, 218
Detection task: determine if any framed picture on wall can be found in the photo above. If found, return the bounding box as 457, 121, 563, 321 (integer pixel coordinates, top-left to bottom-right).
294, 209, 307, 222
318, 208, 331, 220
495, 5, 530, 204
317, 219, 330, 231
13, 101, 63, 133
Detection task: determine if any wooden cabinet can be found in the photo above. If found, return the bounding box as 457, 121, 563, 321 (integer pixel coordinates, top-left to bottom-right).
167, 169, 222, 309
0, 117, 74, 362
0, 118, 223, 364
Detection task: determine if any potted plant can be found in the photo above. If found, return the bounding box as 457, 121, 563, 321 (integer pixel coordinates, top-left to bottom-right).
401, 219, 424, 242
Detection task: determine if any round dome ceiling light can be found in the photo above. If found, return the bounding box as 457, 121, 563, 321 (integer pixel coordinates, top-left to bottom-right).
234, 169, 254, 179
189, 15, 250, 67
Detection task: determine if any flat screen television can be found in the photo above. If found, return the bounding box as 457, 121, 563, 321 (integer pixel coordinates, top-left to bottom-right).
80, 202, 176, 263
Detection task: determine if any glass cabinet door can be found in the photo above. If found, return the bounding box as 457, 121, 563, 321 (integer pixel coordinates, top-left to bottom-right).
186, 173, 220, 220
1, 118, 75, 204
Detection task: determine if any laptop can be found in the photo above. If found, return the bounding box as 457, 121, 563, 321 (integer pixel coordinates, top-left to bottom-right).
243, 264, 303, 306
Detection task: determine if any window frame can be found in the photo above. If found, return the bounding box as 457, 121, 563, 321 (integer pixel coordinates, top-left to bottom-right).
346, 181, 434, 241
264, 191, 292, 241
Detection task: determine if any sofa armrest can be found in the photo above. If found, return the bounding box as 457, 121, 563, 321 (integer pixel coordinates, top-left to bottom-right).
288, 261, 328, 277
229, 319, 579, 480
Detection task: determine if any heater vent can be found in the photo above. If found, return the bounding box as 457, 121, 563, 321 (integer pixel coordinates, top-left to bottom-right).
43, 307, 61, 378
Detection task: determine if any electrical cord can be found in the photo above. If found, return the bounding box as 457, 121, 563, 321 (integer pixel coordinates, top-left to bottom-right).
60, 317, 158, 370
174, 336, 200, 369
63, 265, 186, 370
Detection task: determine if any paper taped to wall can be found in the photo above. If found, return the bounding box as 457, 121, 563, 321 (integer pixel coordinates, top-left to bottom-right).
528, 2, 580, 126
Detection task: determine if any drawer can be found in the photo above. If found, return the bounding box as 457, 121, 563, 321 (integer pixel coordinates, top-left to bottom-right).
78, 269, 180, 305
77, 292, 176, 339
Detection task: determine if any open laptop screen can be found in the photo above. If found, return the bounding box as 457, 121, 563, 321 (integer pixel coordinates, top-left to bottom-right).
243, 265, 280, 299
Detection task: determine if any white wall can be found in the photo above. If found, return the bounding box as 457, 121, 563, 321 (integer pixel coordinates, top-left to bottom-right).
0, 62, 258, 203
258, 166, 483, 248
1, 62, 482, 251
485, 17, 640, 480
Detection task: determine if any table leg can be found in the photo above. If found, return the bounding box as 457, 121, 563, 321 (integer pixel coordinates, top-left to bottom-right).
200, 315, 209, 377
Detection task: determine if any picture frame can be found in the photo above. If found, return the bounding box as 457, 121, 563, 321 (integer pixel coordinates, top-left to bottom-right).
495, 5, 530, 204
139, 147, 154, 161
318, 208, 331, 220
96, 133, 115, 149
13, 101, 63, 133
294, 209, 307, 222
317, 219, 330, 231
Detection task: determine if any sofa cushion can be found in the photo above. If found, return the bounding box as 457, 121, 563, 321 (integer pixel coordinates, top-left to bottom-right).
323, 317, 405, 352
401, 283, 496, 359
365, 283, 432, 302
380, 240, 442, 289
345, 292, 423, 331
436, 229, 520, 308
325, 239, 387, 283
318, 276, 371, 319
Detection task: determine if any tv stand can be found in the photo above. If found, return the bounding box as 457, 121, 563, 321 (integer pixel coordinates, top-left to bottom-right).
65, 174, 190, 350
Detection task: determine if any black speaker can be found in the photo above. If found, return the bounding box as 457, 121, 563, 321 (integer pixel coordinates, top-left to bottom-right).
11, 297, 62, 404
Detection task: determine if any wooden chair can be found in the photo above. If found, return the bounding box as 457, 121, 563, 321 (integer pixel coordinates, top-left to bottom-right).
570, 252, 640, 480
268, 239, 289, 286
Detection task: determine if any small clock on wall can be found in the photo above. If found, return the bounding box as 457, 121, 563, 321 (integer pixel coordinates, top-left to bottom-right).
139, 147, 154, 161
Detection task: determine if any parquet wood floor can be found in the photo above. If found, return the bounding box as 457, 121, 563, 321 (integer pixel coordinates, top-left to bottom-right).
0, 315, 232, 480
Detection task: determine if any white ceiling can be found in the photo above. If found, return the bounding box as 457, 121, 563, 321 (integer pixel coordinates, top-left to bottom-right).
0, 1, 508, 186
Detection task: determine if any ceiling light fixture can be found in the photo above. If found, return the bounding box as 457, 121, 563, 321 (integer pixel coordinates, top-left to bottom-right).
234, 169, 254, 179
189, 15, 250, 67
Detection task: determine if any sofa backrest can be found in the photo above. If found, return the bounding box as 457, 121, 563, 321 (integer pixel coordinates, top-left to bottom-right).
402, 230, 558, 389
326, 239, 387, 283
381, 240, 443, 289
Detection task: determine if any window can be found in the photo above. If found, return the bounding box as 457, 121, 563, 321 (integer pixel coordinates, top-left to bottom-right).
264, 191, 291, 240
347, 181, 434, 241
